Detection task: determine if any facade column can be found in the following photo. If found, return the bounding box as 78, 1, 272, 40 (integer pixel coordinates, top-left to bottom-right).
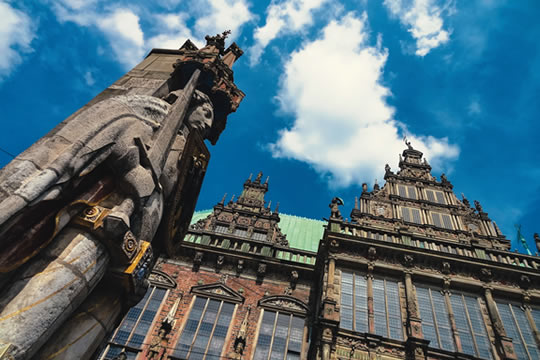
327, 257, 335, 299
366, 271, 375, 334
442, 280, 462, 353
483, 286, 517, 360
522, 292, 540, 348
403, 271, 428, 360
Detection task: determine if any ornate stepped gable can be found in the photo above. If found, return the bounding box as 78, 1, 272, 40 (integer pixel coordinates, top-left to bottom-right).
351, 142, 510, 250
190, 172, 289, 246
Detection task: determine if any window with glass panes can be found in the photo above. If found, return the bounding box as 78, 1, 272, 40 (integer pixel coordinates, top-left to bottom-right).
171, 297, 235, 360
425, 189, 446, 204
397, 185, 417, 199
373, 278, 403, 340
98, 287, 167, 360
450, 293, 492, 359
401, 207, 422, 224
496, 301, 540, 360
431, 212, 453, 230
340, 272, 403, 340
340, 271, 367, 332
416, 286, 454, 351
253, 310, 305, 360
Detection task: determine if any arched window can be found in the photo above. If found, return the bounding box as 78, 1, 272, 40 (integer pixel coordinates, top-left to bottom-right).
253, 296, 309, 360
170, 282, 244, 360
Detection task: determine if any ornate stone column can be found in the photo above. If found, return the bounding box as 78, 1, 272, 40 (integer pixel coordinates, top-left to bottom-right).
442, 278, 461, 353
403, 270, 428, 360
522, 291, 540, 348
483, 286, 517, 360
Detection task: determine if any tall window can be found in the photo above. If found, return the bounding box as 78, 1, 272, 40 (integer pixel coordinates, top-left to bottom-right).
253, 310, 305, 360
431, 212, 453, 230
450, 293, 492, 359
341, 272, 403, 340
416, 286, 454, 351
398, 185, 417, 199
373, 278, 403, 340
340, 272, 367, 332
402, 207, 422, 224
496, 302, 540, 359
98, 287, 167, 360
425, 189, 446, 204
171, 297, 235, 360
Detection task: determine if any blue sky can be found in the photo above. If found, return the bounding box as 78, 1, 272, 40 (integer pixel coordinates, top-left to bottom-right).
1, 0, 539, 253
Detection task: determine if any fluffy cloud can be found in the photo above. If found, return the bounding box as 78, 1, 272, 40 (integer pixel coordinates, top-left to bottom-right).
50, 0, 253, 69
194, 0, 254, 39
384, 0, 452, 56
270, 12, 458, 187
0, 2, 35, 79
249, 0, 329, 65
97, 9, 146, 68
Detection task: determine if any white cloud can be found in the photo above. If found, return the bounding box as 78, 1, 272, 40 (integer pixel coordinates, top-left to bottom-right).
50, 0, 252, 69
467, 99, 481, 115
147, 13, 202, 50
383, 0, 452, 56
270, 12, 458, 187
96, 8, 145, 68
249, 0, 328, 65
0, 2, 35, 79
84, 70, 95, 86
194, 0, 254, 39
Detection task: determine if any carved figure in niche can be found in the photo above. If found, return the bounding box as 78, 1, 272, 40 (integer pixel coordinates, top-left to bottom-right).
329, 197, 344, 219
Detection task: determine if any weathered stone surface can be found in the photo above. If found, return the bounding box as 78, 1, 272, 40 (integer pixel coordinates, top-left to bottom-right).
0, 227, 109, 360
36, 284, 122, 360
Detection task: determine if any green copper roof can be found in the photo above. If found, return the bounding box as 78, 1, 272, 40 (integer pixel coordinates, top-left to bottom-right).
190, 210, 324, 253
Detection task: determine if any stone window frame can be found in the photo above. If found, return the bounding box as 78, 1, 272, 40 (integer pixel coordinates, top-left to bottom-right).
168, 282, 244, 360
397, 184, 417, 200
401, 206, 423, 224
251, 296, 309, 360
97, 286, 169, 360
448, 290, 494, 359
425, 189, 446, 204
430, 211, 454, 230
415, 285, 455, 352
494, 300, 540, 360
169, 296, 238, 360
339, 270, 405, 341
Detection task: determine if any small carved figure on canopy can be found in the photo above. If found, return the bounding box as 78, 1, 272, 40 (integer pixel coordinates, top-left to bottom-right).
329, 197, 344, 220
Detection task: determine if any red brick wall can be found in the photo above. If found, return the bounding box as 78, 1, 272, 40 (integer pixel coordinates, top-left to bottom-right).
139, 260, 312, 360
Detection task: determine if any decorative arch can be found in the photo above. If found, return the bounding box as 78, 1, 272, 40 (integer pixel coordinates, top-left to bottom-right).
258, 295, 309, 316
148, 270, 176, 289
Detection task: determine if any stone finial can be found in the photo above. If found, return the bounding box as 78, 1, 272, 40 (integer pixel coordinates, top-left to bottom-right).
219, 193, 227, 205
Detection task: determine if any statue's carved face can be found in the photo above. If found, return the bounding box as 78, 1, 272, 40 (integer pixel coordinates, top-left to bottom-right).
163, 89, 214, 138
186, 90, 214, 137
